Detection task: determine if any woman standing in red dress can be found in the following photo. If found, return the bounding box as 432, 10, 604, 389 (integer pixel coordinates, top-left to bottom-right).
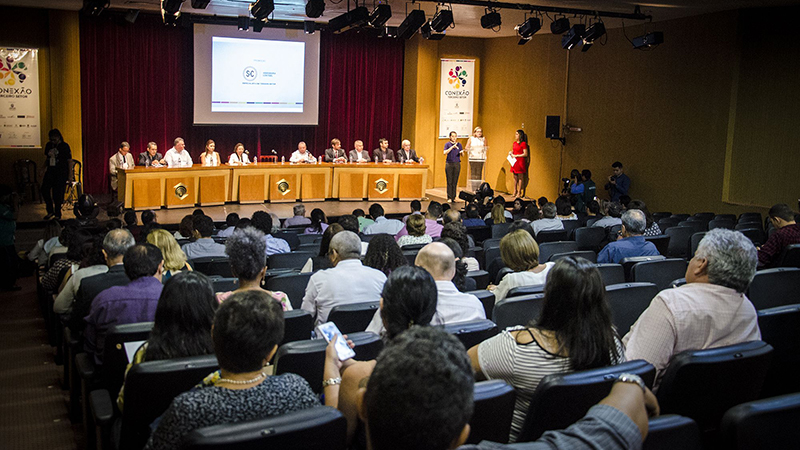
509, 129, 528, 198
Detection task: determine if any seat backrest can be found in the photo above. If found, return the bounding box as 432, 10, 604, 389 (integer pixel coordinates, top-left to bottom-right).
210, 277, 238, 293
492, 294, 545, 329
102, 322, 154, 395
443, 319, 499, 350
482, 237, 502, 250
298, 242, 321, 254
714, 214, 736, 222
548, 250, 597, 263
777, 243, 800, 268
757, 304, 800, 398
560, 220, 581, 240
708, 219, 735, 230
656, 341, 773, 432
518, 359, 656, 442
505, 284, 545, 299
399, 243, 427, 252
403, 250, 419, 266
282, 309, 314, 346
689, 232, 706, 257
652, 212, 672, 223
665, 226, 694, 259
535, 229, 567, 244
644, 415, 702, 450
594, 263, 625, 286
466, 270, 490, 290
182, 406, 347, 450
486, 256, 506, 284
574, 227, 606, 252
328, 301, 380, 334
671, 214, 690, 221
738, 212, 762, 223
484, 247, 502, 268
466, 289, 496, 320
467, 226, 492, 245
466, 380, 517, 445
538, 241, 578, 263
120, 354, 219, 450
297, 234, 322, 245
658, 218, 680, 230
492, 222, 512, 239
720, 392, 800, 450
736, 227, 767, 247
620, 255, 666, 282
631, 258, 688, 290
605, 282, 659, 335
586, 217, 601, 227
268, 251, 315, 270
678, 220, 705, 233
266, 272, 313, 309
747, 267, 800, 310
189, 257, 233, 278
272, 231, 300, 250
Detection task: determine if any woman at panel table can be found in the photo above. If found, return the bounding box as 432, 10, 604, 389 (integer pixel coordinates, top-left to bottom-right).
200, 139, 220, 167
227, 142, 250, 165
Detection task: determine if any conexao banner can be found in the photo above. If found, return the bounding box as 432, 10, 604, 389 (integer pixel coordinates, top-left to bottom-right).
439, 58, 475, 139
0, 48, 41, 148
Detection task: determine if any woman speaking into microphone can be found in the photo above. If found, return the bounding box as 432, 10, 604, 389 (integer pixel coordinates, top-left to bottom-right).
443, 131, 464, 203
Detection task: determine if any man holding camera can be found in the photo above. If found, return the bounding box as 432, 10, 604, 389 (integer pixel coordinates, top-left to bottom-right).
605, 161, 630, 202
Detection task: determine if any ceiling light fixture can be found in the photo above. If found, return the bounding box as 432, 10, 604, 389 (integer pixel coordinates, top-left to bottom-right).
515, 15, 541, 45
397, 9, 427, 40
561, 24, 585, 50
82, 0, 110, 16
305, 0, 325, 19
328, 6, 370, 33
369, 4, 392, 27
430, 6, 454, 33
550, 16, 570, 34
421, 21, 446, 40
480, 8, 501, 30
580, 21, 605, 52
250, 0, 275, 21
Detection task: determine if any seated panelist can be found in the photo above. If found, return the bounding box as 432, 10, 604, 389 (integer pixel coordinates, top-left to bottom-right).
138, 142, 165, 167
164, 137, 193, 168
228, 142, 250, 165
373, 138, 395, 163
349, 140, 370, 163
200, 139, 220, 167
289, 141, 317, 164
324, 138, 348, 163
396, 139, 419, 163
109, 141, 135, 192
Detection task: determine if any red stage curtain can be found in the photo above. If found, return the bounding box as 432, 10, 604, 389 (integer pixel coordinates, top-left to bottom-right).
79, 14, 404, 195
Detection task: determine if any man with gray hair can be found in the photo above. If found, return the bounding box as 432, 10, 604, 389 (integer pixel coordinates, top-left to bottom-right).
624, 228, 761, 387
302, 231, 387, 325
284, 204, 311, 227
531, 202, 565, 236
597, 209, 659, 263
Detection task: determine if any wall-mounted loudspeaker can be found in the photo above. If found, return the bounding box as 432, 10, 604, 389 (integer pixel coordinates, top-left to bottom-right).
545, 116, 560, 139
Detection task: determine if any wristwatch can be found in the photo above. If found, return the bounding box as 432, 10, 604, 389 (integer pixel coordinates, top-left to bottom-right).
615, 373, 646, 393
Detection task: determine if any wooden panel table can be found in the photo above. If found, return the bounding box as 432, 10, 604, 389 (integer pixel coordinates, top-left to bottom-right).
118, 165, 231, 210
230, 164, 332, 203
332, 163, 428, 201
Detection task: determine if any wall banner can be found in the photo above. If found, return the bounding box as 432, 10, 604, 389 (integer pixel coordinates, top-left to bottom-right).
439, 58, 475, 139
0, 48, 41, 148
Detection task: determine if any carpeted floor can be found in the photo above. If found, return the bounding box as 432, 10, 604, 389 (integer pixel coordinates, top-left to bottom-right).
0, 274, 80, 449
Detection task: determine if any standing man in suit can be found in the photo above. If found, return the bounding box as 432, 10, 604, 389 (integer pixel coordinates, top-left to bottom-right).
324, 138, 348, 163
396, 139, 420, 163
109, 141, 135, 195
349, 140, 370, 163
41, 129, 72, 220
138, 142, 165, 167
373, 138, 395, 163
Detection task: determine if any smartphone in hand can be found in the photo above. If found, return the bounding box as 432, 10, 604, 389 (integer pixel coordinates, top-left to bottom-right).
316, 322, 355, 361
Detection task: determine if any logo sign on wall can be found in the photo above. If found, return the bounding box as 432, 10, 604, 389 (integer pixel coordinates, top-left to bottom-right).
439, 59, 475, 139
0, 48, 40, 148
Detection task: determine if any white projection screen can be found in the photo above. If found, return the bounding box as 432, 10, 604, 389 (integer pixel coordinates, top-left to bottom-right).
193, 23, 320, 125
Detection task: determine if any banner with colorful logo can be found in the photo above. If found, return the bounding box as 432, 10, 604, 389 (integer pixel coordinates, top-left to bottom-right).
0, 48, 41, 148
439, 58, 475, 139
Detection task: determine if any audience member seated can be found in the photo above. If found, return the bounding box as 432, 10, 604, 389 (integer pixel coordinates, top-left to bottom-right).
303, 208, 329, 235
523, 203, 541, 223
484, 196, 513, 221
397, 214, 433, 247
531, 202, 564, 236
363, 203, 404, 235
402, 199, 423, 223
73, 194, 100, 228
442, 222, 479, 271
757, 203, 800, 267
173, 215, 194, 241
470, 257, 626, 442
70, 229, 136, 331
124, 210, 141, 241
328, 266, 438, 443
302, 231, 386, 325
84, 244, 165, 365
586, 199, 602, 219
216, 213, 239, 238
555, 196, 577, 220
353, 208, 373, 231
463, 204, 486, 228
487, 203, 508, 225
138, 211, 160, 243
301, 223, 344, 273
27, 219, 62, 265
624, 228, 761, 388
396, 201, 445, 239
439, 237, 471, 292
597, 209, 660, 264
251, 211, 290, 256
488, 230, 555, 302
337, 214, 369, 255
627, 200, 661, 236
143, 290, 319, 450
53, 236, 107, 314
41, 228, 92, 292
284, 204, 311, 227
511, 198, 527, 221
216, 227, 291, 310
363, 234, 407, 276
147, 229, 191, 281
592, 202, 623, 228
117, 271, 217, 410
181, 215, 227, 259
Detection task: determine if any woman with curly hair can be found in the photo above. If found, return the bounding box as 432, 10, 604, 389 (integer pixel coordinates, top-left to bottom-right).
363, 234, 407, 276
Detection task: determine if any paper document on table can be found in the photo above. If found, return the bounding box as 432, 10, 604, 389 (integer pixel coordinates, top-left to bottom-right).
507, 154, 517, 166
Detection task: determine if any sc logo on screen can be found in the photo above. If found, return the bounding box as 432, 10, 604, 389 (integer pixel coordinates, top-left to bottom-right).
243, 66, 257, 81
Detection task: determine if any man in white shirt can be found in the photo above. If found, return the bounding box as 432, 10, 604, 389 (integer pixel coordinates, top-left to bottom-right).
624, 229, 761, 388
302, 231, 386, 325
532, 202, 565, 236
289, 141, 317, 164
108, 141, 135, 192
349, 140, 370, 163
363, 203, 404, 235
164, 137, 193, 168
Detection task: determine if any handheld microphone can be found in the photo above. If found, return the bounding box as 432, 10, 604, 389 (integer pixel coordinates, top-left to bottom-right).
244, 149, 249, 154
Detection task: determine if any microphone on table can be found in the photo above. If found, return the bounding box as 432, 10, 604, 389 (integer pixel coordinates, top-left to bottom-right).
271, 149, 277, 155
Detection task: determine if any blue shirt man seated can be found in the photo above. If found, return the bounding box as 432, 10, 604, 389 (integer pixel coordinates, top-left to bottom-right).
598, 209, 659, 264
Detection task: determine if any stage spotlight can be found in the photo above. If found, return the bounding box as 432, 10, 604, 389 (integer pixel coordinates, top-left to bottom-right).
369, 4, 392, 27
421, 21, 446, 40
430, 8, 453, 32
190, 0, 210, 8
82, 0, 110, 16
124, 9, 140, 24
250, 0, 275, 21
306, 0, 325, 19
328, 6, 369, 33
379, 26, 399, 38
515, 16, 541, 45
161, 0, 184, 16
304, 20, 316, 34
480, 9, 501, 30
550, 16, 570, 34
580, 21, 605, 52
252, 19, 265, 32
561, 24, 585, 50
238, 16, 250, 31
397, 9, 427, 40
632, 31, 664, 49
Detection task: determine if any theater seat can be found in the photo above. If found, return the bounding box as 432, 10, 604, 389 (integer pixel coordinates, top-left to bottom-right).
189, 257, 233, 278
708, 219, 735, 230
492, 294, 544, 330
266, 272, 312, 309
574, 227, 605, 252
644, 234, 671, 256
535, 229, 567, 244
747, 267, 800, 310
209, 276, 238, 293
605, 282, 659, 335
466, 290, 496, 320
443, 319, 498, 350
548, 250, 597, 263
517, 359, 656, 442
736, 227, 767, 246
630, 258, 688, 291
492, 222, 512, 239
619, 255, 666, 282
643, 415, 702, 450
328, 301, 380, 334
282, 309, 314, 346
689, 232, 706, 257
664, 226, 694, 259
594, 263, 625, 286
466, 270, 490, 290
538, 241, 578, 263
466, 380, 517, 445
777, 243, 800, 268
268, 251, 315, 270
182, 406, 347, 450
757, 304, 800, 398
505, 284, 545, 299
720, 393, 800, 450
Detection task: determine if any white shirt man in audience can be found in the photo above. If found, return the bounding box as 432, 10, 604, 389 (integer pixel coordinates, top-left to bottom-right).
289, 141, 317, 164
531, 202, 565, 236
349, 140, 370, 163
592, 202, 624, 228
181, 215, 226, 259
108, 141, 135, 192
597, 209, 660, 264
164, 137, 193, 168
302, 231, 386, 325
362, 203, 404, 235
284, 204, 311, 227
624, 228, 761, 388
395, 201, 444, 239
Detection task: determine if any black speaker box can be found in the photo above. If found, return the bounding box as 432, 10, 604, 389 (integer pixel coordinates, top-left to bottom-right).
546, 116, 561, 139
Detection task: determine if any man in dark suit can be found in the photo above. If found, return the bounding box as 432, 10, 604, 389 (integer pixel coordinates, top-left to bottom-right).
349, 140, 370, 163
324, 138, 348, 163
373, 138, 395, 162
138, 141, 165, 167
396, 139, 420, 163
68, 228, 135, 332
